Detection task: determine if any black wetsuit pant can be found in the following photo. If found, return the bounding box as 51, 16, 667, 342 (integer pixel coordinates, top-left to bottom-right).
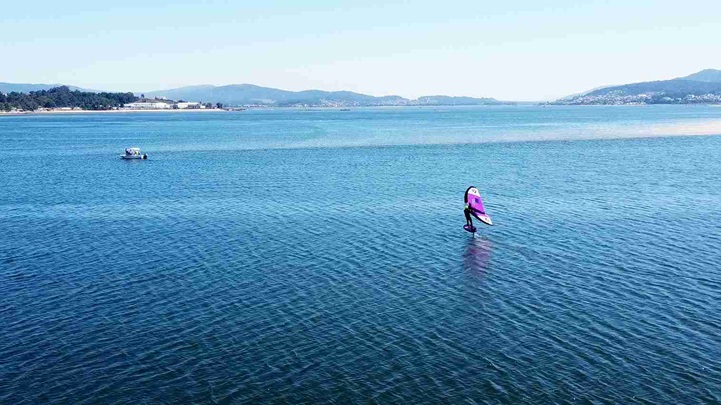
464, 208, 473, 226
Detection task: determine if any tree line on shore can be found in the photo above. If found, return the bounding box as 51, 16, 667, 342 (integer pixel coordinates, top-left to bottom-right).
0, 86, 137, 111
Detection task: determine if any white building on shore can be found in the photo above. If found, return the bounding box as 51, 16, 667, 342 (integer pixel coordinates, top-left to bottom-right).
176, 102, 202, 109
124, 101, 172, 110
123, 100, 207, 110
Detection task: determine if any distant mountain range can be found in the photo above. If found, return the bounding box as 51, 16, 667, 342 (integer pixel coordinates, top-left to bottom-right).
0, 82, 90, 93
143, 84, 507, 107
555, 69, 721, 105
7, 69, 721, 107
0, 82, 507, 107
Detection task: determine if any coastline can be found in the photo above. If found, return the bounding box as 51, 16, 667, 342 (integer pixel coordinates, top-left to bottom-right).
0, 108, 228, 116
4, 104, 721, 116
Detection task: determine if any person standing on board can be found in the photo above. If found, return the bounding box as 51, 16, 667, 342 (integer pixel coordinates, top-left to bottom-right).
464, 202, 474, 228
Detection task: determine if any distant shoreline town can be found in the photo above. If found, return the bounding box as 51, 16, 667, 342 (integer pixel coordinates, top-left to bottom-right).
550, 92, 721, 106
549, 69, 721, 105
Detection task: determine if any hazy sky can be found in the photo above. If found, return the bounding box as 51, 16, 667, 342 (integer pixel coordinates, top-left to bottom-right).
2, 0, 720, 100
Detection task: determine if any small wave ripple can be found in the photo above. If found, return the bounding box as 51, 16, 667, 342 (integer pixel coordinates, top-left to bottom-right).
1, 111, 721, 404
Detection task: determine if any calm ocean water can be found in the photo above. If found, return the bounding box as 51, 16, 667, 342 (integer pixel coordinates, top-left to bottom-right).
1, 106, 720, 404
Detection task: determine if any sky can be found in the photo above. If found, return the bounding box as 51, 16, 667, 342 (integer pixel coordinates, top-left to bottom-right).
2, 0, 720, 101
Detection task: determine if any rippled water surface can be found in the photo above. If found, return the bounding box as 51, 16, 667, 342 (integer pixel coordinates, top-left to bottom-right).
1, 106, 721, 404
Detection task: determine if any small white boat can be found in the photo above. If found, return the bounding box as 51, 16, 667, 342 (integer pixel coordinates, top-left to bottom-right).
121, 147, 147, 160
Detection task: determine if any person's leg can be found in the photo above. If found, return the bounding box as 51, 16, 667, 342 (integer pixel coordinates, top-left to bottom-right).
464, 208, 472, 226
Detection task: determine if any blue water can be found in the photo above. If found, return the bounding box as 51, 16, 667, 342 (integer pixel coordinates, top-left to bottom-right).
1, 106, 721, 404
